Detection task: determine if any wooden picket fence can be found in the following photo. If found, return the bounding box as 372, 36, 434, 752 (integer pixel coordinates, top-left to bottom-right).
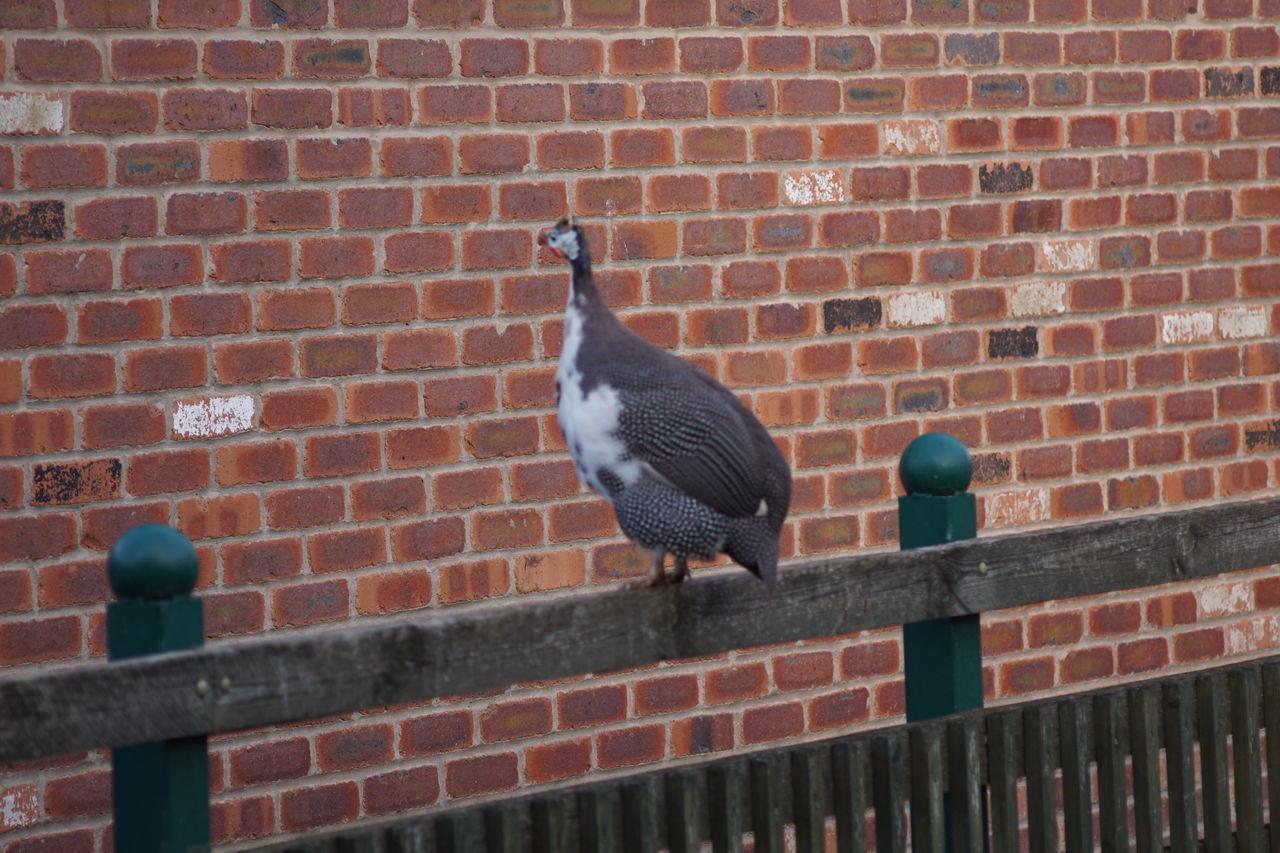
3, 486, 1280, 851
258, 656, 1280, 853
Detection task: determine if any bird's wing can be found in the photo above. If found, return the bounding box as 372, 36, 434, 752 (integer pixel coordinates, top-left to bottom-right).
615, 371, 764, 519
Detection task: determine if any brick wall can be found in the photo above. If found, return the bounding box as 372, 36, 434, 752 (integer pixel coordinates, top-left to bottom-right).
3, 0, 1280, 847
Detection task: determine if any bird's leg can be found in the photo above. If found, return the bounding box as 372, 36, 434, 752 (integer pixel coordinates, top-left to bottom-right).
670, 556, 690, 584
624, 551, 668, 589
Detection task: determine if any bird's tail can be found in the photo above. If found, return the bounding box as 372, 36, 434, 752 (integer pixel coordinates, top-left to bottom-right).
725, 517, 780, 586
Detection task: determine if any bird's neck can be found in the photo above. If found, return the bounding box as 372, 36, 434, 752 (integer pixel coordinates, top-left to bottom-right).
567, 255, 602, 310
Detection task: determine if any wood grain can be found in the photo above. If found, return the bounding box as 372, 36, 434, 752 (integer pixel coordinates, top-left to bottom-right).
3, 495, 1279, 763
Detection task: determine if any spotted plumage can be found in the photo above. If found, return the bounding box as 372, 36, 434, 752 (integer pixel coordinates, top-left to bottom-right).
539, 219, 791, 587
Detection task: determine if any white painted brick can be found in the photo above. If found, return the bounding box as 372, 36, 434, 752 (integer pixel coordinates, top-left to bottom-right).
882, 119, 942, 156
1161, 310, 1214, 345
1218, 305, 1268, 339
1199, 580, 1252, 618
1038, 238, 1092, 273
1224, 614, 1280, 656
1, 784, 38, 830
984, 488, 1047, 529
782, 169, 845, 206
0, 92, 63, 135
172, 394, 255, 439
886, 291, 945, 327
1010, 281, 1066, 317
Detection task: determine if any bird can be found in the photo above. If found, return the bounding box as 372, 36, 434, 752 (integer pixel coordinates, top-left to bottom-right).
538, 218, 792, 587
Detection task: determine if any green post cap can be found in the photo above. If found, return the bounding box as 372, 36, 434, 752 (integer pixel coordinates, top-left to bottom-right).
899, 432, 973, 496
107, 524, 199, 600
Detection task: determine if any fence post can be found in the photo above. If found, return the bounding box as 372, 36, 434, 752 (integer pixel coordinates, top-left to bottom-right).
107, 523, 210, 853
898, 432, 981, 721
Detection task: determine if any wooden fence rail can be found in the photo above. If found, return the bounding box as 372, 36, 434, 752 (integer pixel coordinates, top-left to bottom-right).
256, 654, 1280, 853
3, 494, 1280, 764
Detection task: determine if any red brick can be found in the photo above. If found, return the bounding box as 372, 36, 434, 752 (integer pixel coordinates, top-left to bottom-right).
207, 241, 287, 283
208, 138, 286, 181
1174, 627, 1225, 663
390, 515, 466, 563
0, 514, 75, 562
281, 783, 359, 832
21, 144, 106, 189
524, 738, 591, 784
70, 90, 159, 133
253, 288, 333, 332
534, 38, 603, 75
169, 292, 251, 337
120, 244, 201, 291
363, 766, 439, 815
111, 37, 198, 80
445, 753, 518, 798
356, 569, 431, 615
213, 440, 295, 488
80, 402, 162, 450
742, 702, 805, 744
73, 196, 156, 241
17, 39, 102, 82
0, 302, 67, 349
204, 39, 285, 78
338, 86, 411, 126
252, 88, 332, 129
479, 698, 553, 742
385, 426, 459, 472
704, 662, 768, 704
402, 710, 473, 756
272, 579, 349, 627
165, 191, 245, 236
128, 448, 210, 496
433, 467, 502, 511
597, 724, 664, 769
303, 432, 380, 478
214, 339, 292, 385
265, 484, 345, 530
0, 615, 81, 664
307, 526, 385, 575
30, 352, 117, 399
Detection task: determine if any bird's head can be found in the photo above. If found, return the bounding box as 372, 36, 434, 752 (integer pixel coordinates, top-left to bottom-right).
538, 218, 586, 263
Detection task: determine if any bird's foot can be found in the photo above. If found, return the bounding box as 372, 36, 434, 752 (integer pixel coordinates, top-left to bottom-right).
670, 556, 690, 584
624, 552, 669, 589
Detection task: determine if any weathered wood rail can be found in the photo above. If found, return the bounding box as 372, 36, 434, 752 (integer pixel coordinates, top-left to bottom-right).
3, 494, 1280, 764
259, 656, 1280, 853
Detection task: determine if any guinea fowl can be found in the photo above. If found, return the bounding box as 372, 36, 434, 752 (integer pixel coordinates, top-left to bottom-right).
538, 218, 792, 587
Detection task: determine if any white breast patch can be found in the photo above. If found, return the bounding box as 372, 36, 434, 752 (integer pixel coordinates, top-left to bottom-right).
557, 303, 641, 495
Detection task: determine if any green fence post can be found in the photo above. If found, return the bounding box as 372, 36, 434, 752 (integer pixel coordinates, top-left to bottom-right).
898, 434, 982, 853
898, 432, 981, 721
107, 523, 210, 853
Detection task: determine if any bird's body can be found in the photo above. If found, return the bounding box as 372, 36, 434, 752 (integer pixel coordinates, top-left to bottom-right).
541, 220, 791, 586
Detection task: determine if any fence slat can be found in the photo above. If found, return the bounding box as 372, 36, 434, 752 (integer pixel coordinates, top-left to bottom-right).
1197, 672, 1232, 853
831, 740, 868, 853
622, 778, 659, 853
1162, 679, 1198, 853
1230, 667, 1266, 853
1093, 692, 1128, 852
436, 811, 483, 853
872, 733, 908, 853
947, 717, 985, 853
909, 726, 945, 853
750, 755, 785, 853
1058, 696, 1093, 853
986, 711, 1020, 853
708, 761, 746, 853
579, 787, 621, 853
665, 770, 700, 853
385, 822, 434, 853
1263, 663, 1280, 853
791, 747, 825, 853
484, 804, 522, 853
532, 794, 571, 853
1127, 686, 1162, 853
1024, 704, 1057, 853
